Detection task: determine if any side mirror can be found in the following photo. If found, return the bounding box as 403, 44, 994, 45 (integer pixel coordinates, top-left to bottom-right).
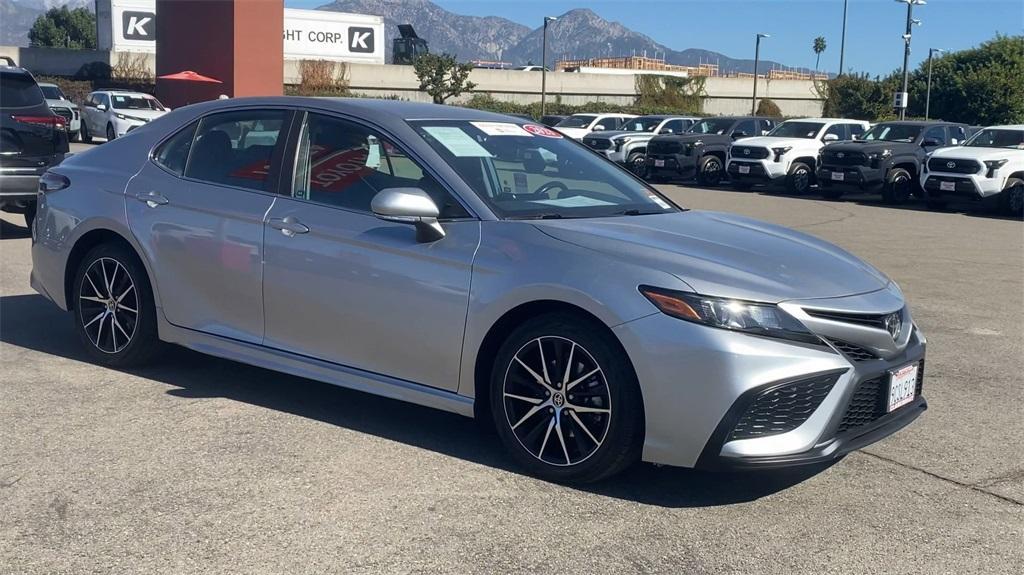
922, 138, 941, 147
97, 104, 107, 111
731, 131, 748, 139
822, 133, 839, 142
659, 128, 674, 134
593, 124, 606, 131
371, 188, 445, 243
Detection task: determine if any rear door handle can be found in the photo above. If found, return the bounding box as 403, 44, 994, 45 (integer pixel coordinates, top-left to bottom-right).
133, 191, 168, 207
268, 216, 309, 237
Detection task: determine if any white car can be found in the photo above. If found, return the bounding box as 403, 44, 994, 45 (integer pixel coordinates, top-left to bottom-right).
38, 82, 81, 141
921, 125, 1024, 216
554, 113, 638, 140
727, 118, 870, 194
80, 90, 170, 143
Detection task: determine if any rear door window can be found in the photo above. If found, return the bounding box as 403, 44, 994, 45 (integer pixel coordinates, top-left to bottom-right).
823, 124, 846, 140
154, 122, 198, 176
184, 109, 289, 192
848, 124, 866, 139
0, 72, 45, 108
924, 126, 947, 146
733, 120, 756, 137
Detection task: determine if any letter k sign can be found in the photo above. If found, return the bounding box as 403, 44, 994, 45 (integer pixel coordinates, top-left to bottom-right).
349, 27, 374, 53
122, 11, 155, 41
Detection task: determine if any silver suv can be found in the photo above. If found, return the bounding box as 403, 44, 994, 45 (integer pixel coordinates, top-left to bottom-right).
582, 115, 700, 174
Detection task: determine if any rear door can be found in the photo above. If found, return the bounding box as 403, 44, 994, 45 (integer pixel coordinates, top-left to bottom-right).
0, 70, 65, 172
125, 108, 293, 343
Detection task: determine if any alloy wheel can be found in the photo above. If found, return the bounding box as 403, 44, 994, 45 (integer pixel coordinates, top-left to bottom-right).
1008, 184, 1024, 215
630, 155, 647, 177
892, 173, 911, 202
793, 168, 810, 194
502, 336, 611, 466
703, 158, 723, 185
78, 257, 139, 354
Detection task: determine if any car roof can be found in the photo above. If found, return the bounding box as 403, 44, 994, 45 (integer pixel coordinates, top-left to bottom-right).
983, 124, 1024, 130
874, 120, 965, 126
784, 117, 868, 123
38, 82, 58, 88
96, 90, 155, 96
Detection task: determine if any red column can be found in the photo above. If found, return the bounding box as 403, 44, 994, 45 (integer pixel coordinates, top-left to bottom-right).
155, 0, 283, 109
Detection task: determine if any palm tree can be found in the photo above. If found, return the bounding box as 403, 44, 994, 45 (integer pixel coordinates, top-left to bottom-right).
813, 36, 827, 73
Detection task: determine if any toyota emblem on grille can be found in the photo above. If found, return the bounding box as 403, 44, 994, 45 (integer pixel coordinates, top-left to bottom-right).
837, 152, 845, 158
743, 148, 750, 155
946, 161, 956, 169
884, 313, 902, 340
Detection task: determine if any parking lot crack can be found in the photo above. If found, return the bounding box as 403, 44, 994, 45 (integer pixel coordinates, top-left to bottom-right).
790, 202, 857, 230
973, 468, 1024, 488
859, 450, 1023, 506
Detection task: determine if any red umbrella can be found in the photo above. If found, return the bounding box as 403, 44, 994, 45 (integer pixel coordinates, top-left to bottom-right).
158, 70, 222, 83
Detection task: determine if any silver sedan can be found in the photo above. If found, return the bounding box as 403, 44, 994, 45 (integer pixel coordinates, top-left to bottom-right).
29, 98, 927, 482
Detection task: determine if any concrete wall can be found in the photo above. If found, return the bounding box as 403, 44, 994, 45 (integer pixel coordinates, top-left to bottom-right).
5, 45, 824, 116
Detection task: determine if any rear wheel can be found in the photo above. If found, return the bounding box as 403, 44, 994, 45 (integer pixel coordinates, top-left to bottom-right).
80, 122, 92, 144
73, 243, 160, 367
696, 155, 724, 186
999, 177, 1024, 218
881, 168, 914, 204
105, 123, 116, 142
785, 162, 813, 195
489, 313, 643, 483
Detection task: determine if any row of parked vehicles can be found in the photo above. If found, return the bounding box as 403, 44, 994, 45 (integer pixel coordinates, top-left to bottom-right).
552, 112, 1024, 217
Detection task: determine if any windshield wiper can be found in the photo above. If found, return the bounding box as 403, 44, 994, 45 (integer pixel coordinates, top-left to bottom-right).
615, 209, 662, 216
508, 213, 565, 220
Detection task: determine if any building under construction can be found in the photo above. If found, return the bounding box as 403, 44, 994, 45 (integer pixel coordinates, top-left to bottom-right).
555, 56, 719, 77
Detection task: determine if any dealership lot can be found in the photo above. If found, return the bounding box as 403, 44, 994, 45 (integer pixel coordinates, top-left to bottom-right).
1, 170, 1022, 573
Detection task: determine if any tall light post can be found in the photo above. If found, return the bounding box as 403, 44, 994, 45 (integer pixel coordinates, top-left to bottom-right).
838, 0, 848, 76
751, 33, 770, 115
924, 47, 945, 120
895, 0, 926, 119
541, 16, 557, 117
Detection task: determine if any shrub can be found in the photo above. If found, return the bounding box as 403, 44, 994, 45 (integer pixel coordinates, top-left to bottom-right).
294, 59, 349, 97
755, 98, 783, 117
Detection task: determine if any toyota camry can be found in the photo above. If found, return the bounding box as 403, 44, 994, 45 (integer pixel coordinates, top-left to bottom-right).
30, 98, 926, 482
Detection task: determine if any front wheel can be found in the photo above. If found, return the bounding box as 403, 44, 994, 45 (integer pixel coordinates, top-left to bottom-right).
1000, 177, 1024, 218
696, 155, 724, 186
626, 152, 647, 178
73, 243, 161, 367
489, 314, 644, 483
881, 168, 914, 204
785, 162, 813, 195
106, 123, 116, 142
80, 122, 92, 144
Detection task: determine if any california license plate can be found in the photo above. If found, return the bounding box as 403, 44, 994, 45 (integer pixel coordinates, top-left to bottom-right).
831, 171, 845, 181
940, 181, 956, 191
887, 363, 919, 412
654, 159, 665, 167
738, 165, 750, 174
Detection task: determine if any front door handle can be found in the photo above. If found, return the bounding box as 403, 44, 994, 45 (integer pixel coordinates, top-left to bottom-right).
133, 191, 169, 208
268, 216, 310, 237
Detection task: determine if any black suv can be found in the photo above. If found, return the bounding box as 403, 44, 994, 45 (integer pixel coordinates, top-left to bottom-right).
0, 57, 69, 228
817, 121, 970, 204
645, 116, 776, 185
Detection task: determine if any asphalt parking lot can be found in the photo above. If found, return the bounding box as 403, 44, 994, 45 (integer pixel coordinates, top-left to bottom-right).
2, 147, 1022, 573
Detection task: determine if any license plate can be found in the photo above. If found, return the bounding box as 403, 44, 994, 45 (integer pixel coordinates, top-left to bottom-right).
940, 181, 956, 191
831, 171, 845, 181
887, 363, 919, 412
654, 159, 665, 167
738, 165, 750, 174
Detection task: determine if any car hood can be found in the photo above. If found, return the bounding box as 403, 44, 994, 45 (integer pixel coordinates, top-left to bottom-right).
114, 108, 168, 121
733, 136, 818, 149
586, 130, 654, 140
659, 133, 731, 145
824, 140, 917, 154
555, 127, 590, 140
533, 211, 890, 303
46, 99, 78, 110
928, 145, 1021, 161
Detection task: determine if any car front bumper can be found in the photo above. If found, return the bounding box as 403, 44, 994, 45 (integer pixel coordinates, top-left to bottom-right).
727, 159, 787, 182
646, 153, 698, 177
817, 164, 886, 189
613, 290, 926, 470
922, 172, 1004, 200
113, 117, 149, 137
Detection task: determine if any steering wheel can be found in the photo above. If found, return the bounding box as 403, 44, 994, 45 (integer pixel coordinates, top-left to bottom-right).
532, 181, 569, 198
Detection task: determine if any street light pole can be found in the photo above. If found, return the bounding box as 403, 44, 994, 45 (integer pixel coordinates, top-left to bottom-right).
838, 0, 848, 76
541, 16, 557, 117
896, 0, 925, 120
752, 33, 769, 115
925, 47, 945, 120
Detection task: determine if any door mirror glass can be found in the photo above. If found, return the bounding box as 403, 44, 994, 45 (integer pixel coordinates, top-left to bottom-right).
371, 187, 445, 242
96, 104, 107, 111
822, 133, 839, 142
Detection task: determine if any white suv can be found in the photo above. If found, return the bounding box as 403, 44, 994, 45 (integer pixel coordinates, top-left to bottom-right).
80, 90, 170, 142
553, 113, 638, 140
727, 118, 870, 194
921, 125, 1024, 217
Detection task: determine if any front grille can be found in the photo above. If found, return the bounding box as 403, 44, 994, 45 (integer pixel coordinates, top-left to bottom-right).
928, 157, 980, 174
648, 140, 681, 155
731, 145, 770, 159
821, 150, 868, 167
583, 138, 612, 151
825, 338, 879, 361
729, 373, 840, 440
52, 107, 73, 122
804, 308, 899, 330
837, 360, 924, 433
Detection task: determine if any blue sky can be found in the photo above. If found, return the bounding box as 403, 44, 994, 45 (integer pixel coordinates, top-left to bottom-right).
286, 0, 1023, 75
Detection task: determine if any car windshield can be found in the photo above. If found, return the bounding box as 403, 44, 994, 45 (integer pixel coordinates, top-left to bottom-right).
40, 85, 65, 100
767, 121, 825, 139
555, 115, 597, 129
111, 94, 166, 111
861, 124, 922, 142
622, 117, 664, 132
411, 120, 679, 220
964, 128, 1024, 149
687, 118, 736, 135
0, 72, 44, 107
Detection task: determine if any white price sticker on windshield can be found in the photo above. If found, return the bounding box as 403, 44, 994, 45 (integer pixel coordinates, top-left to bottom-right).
422, 127, 493, 157
647, 194, 671, 209
471, 122, 532, 137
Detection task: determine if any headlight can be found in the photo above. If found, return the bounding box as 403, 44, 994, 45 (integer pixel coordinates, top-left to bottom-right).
615, 137, 632, 151
115, 113, 127, 120
639, 286, 820, 344
771, 146, 792, 162
866, 149, 891, 168
984, 159, 1008, 178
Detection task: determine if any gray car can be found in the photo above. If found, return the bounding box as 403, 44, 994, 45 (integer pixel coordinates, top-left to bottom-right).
30, 98, 927, 483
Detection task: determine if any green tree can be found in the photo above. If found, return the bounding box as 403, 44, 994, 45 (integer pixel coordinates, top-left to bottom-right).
413, 53, 477, 105
28, 7, 97, 50
813, 36, 827, 73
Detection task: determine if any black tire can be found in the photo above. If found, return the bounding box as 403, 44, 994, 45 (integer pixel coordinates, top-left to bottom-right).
72, 243, 161, 367
489, 313, 644, 483
999, 177, 1024, 218
626, 152, 647, 177
819, 181, 844, 200
23, 203, 36, 230
106, 123, 116, 142
881, 167, 914, 205
696, 154, 725, 186
80, 122, 92, 144
785, 162, 813, 195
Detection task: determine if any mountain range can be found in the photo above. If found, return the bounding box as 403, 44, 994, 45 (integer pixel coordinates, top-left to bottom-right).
0, 0, 90, 46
